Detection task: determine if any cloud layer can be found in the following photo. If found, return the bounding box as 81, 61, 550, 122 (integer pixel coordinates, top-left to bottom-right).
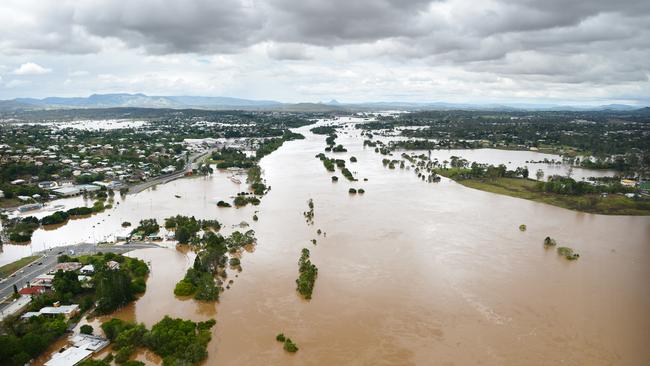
0, 0, 649, 104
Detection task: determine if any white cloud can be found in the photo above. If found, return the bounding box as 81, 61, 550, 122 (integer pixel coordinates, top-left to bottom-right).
13, 62, 52, 75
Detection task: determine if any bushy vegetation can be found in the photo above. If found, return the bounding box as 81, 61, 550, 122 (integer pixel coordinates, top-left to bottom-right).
544, 237, 557, 247
233, 195, 261, 207
247, 165, 267, 195
40, 210, 70, 225
211, 148, 255, 169
557, 247, 580, 260
310, 126, 337, 135
101, 316, 216, 366
341, 167, 356, 181
93, 254, 150, 314
130, 218, 160, 237
164, 215, 221, 244
303, 199, 314, 224
296, 248, 318, 300
0, 315, 67, 366
275, 333, 299, 353
4, 216, 39, 243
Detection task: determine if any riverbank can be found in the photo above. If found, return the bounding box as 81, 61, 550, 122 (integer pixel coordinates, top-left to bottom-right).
446, 176, 650, 215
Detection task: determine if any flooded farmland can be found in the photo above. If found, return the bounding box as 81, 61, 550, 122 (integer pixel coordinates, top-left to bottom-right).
8, 119, 650, 365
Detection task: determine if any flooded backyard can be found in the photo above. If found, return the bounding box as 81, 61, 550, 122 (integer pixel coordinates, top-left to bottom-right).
7, 119, 650, 365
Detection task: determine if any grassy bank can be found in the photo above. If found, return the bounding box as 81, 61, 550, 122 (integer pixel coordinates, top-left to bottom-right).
447, 176, 650, 215
0, 255, 41, 278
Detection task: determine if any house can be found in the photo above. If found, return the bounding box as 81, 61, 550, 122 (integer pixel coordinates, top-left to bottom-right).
38, 304, 80, 319
106, 260, 120, 270
78, 184, 101, 192
52, 262, 83, 273
22, 304, 80, 320
37, 181, 57, 189
18, 286, 48, 296
17, 203, 43, 212
71, 334, 109, 352
31, 274, 55, 287
52, 186, 82, 197
0, 190, 4, 198
80, 264, 95, 275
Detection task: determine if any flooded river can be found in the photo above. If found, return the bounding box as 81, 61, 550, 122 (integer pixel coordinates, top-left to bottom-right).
8, 119, 650, 365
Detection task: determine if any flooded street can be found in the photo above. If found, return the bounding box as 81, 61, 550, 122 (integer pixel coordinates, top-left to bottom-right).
7, 120, 650, 365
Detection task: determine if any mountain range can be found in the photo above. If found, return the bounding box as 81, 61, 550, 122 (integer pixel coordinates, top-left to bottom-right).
0, 93, 647, 112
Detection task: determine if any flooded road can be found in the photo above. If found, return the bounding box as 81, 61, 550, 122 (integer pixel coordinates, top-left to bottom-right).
8, 119, 650, 365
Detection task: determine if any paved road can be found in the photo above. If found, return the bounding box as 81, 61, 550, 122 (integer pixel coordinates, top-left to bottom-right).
129, 148, 217, 194
0, 242, 160, 303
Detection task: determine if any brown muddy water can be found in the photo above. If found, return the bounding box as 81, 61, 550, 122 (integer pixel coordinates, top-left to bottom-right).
13, 119, 650, 365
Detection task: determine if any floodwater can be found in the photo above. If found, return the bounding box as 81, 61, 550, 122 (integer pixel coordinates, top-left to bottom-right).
9, 118, 650, 365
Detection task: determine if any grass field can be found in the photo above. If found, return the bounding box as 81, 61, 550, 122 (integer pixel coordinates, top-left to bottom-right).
451, 177, 650, 215
0, 255, 41, 279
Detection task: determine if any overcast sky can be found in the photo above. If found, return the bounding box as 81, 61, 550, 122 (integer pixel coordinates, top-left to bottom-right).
1, 0, 649, 105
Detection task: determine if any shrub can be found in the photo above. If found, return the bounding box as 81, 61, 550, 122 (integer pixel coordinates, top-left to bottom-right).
296, 248, 318, 299
283, 338, 299, 353
80, 324, 93, 335
557, 247, 580, 260
276, 333, 285, 342
543, 237, 557, 247
174, 279, 196, 297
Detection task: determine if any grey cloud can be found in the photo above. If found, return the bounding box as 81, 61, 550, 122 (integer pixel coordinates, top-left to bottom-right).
73, 0, 264, 54
265, 0, 433, 45
266, 43, 312, 60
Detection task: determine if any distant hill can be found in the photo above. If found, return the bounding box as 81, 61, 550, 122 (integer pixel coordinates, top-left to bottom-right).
0, 93, 647, 112
10, 93, 282, 110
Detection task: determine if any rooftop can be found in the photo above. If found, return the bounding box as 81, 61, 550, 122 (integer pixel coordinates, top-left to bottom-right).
44, 347, 93, 366
39, 304, 79, 315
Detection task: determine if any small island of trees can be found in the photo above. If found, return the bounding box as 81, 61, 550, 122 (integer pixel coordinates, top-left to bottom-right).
296, 248, 318, 300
